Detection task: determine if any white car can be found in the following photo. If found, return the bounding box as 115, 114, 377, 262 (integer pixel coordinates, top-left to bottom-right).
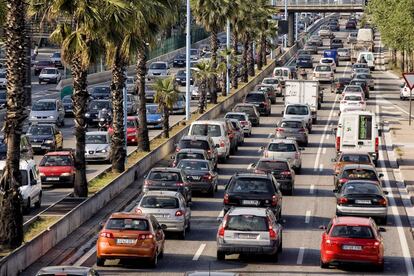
400, 83, 412, 100
0, 159, 42, 213
50, 52, 62, 68
342, 85, 365, 99
319, 57, 336, 72
85, 131, 111, 163
29, 99, 66, 126
224, 112, 252, 136
125, 76, 135, 94
39, 67, 62, 84
318, 25, 332, 37
261, 138, 302, 172
340, 93, 366, 113
283, 103, 313, 132
313, 64, 334, 83
0, 70, 6, 89
261, 77, 283, 96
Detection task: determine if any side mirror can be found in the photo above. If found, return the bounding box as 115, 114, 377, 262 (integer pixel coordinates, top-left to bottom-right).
319, 225, 327, 230
400, 83, 405, 88
260, 146, 265, 151
378, 227, 386, 232
160, 224, 167, 230
249, 163, 256, 169
383, 191, 389, 195
379, 173, 384, 178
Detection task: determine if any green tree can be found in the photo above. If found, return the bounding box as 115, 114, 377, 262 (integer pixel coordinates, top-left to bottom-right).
153, 77, 179, 138
194, 60, 216, 114
0, 0, 27, 250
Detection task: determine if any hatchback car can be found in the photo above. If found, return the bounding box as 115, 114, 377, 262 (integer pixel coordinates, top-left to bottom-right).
175, 135, 218, 169
354, 73, 374, 90
85, 100, 112, 126
135, 191, 190, 239
232, 104, 260, 127
261, 77, 283, 96
313, 64, 334, 83
175, 69, 194, 86
173, 54, 186, 67
26, 123, 63, 153
224, 112, 252, 136
262, 139, 302, 172
223, 173, 283, 219
29, 99, 65, 126
345, 20, 357, 30
108, 116, 139, 145
332, 151, 374, 176
334, 164, 383, 189
244, 92, 271, 116
255, 84, 276, 104
347, 32, 358, 43
319, 58, 336, 72
351, 63, 369, 75
146, 104, 162, 129
36, 266, 99, 276
320, 216, 385, 271
217, 207, 282, 261
50, 52, 62, 68
171, 148, 209, 168
318, 25, 332, 37
39, 151, 75, 186
334, 180, 388, 224
85, 131, 111, 163
342, 85, 365, 98
339, 93, 366, 113
143, 167, 191, 203
38, 67, 61, 84
331, 39, 343, 49
34, 60, 55, 75
275, 119, 309, 146
147, 61, 169, 80
96, 213, 165, 267
177, 159, 218, 196
334, 77, 352, 94
61, 95, 73, 116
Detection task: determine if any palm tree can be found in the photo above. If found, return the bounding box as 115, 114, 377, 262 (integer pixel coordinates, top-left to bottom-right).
153, 77, 179, 138
194, 60, 216, 114
30, 0, 125, 197
0, 0, 27, 250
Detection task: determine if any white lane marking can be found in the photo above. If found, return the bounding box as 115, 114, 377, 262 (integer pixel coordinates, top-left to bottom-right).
217, 209, 224, 220
257, 148, 262, 153
326, 134, 330, 140
319, 164, 323, 172
343, 62, 350, 77
296, 247, 305, 264
305, 210, 311, 224
73, 245, 96, 266
268, 133, 273, 138
381, 105, 394, 110
309, 184, 315, 194
193, 243, 206, 261
247, 163, 253, 170
322, 148, 327, 154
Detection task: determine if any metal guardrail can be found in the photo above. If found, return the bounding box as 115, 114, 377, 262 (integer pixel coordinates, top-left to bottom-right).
275, 0, 365, 6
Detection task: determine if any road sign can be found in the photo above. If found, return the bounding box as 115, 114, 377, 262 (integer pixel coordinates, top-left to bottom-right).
403, 72, 414, 90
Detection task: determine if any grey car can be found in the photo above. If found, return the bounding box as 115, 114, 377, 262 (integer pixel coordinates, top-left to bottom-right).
135, 190, 191, 239
216, 207, 283, 261
147, 61, 169, 80
275, 119, 309, 146
171, 148, 209, 168
36, 266, 100, 276
177, 159, 218, 196
29, 99, 65, 126
85, 131, 111, 163
232, 103, 260, 127
228, 118, 244, 145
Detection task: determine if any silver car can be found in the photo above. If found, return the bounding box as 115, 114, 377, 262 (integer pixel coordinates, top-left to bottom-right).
275, 119, 309, 146
85, 131, 111, 163
36, 266, 99, 276
216, 207, 283, 261
147, 61, 169, 80
337, 48, 351, 61
262, 139, 302, 172
135, 190, 191, 239
224, 112, 252, 137
29, 99, 65, 126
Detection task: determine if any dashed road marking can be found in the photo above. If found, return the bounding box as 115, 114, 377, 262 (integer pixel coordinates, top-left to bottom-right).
296, 247, 305, 264
193, 243, 206, 261
319, 164, 323, 172
309, 184, 315, 194
305, 210, 311, 224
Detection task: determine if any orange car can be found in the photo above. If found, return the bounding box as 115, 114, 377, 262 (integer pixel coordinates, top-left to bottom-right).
332, 151, 374, 176
96, 212, 166, 267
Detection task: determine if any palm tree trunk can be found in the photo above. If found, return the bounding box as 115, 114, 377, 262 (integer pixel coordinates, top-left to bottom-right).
110, 51, 126, 173
198, 80, 207, 114
231, 31, 238, 89
162, 104, 170, 138
257, 43, 263, 71
247, 38, 255, 77
261, 35, 267, 66
72, 55, 89, 198
0, 0, 26, 250
242, 36, 248, 83
210, 29, 218, 104
136, 45, 150, 152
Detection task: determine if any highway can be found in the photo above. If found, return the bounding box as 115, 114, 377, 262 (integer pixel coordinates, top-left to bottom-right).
21, 18, 414, 276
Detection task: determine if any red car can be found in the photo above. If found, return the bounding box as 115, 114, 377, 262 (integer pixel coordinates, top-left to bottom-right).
39, 151, 75, 186
108, 116, 139, 145
320, 216, 385, 271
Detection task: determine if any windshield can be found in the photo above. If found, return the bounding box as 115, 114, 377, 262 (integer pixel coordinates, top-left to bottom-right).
330, 225, 374, 239
126, 78, 134, 84
263, 79, 278, 85
298, 55, 311, 60
149, 63, 167, 70
42, 69, 57, 74
148, 171, 181, 181
127, 120, 136, 128
92, 87, 110, 94
345, 86, 362, 92
274, 69, 288, 77
40, 155, 72, 166
229, 178, 274, 194
342, 183, 381, 195
105, 218, 149, 231
268, 143, 296, 152
340, 154, 370, 163
256, 161, 288, 171
321, 59, 333, 64
146, 105, 159, 114
62, 96, 72, 103
286, 105, 309, 115
190, 124, 222, 137
140, 196, 179, 209
343, 169, 377, 180
245, 93, 265, 102
86, 134, 107, 144
280, 121, 302, 128
226, 215, 268, 232
37, 61, 52, 66
88, 101, 110, 110
234, 106, 255, 116
177, 160, 209, 171
178, 139, 209, 150
190, 49, 198, 55
32, 101, 55, 111
52, 53, 60, 58
28, 125, 52, 135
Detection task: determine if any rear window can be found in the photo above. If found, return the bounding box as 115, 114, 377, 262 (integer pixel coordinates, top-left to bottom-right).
280, 121, 302, 128
330, 225, 374, 239
245, 93, 265, 102
256, 161, 288, 171
177, 160, 209, 171
263, 79, 279, 85
229, 178, 274, 194
40, 155, 73, 166
176, 152, 205, 162
190, 124, 222, 137
316, 65, 331, 72
342, 183, 382, 195
268, 143, 296, 152
285, 105, 309, 115
105, 218, 149, 231
233, 106, 255, 116
148, 171, 181, 181
321, 59, 333, 64
178, 139, 209, 150
340, 154, 370, 163
343, 169, 377, 180
226, 215, 268, 232
344, 95, 362, 101
140, 196, 179, 209
344, 86, 362, 92
225, 114, 245, 121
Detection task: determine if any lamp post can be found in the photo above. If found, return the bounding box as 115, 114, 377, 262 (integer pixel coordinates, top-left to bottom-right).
226, 19, 230, 96
284, 0, 288, 49
185, 0, 191, 121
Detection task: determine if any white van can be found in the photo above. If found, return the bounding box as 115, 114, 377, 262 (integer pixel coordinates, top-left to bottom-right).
357, 52, 375, 70
272, 67, 296, 86
335, 111, 379, 164
188, 120, 230, 162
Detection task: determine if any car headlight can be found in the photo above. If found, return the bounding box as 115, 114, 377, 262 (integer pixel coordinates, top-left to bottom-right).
39, 173, 45, 177
48, 115, 55, 119
61, 172, 71, 177
97, 149, 107, 153
44, 140, 54, 144
30, 115, 36, 119
176, 78, 180, 81
85, 113, 90, 118
157, 118, 162, 122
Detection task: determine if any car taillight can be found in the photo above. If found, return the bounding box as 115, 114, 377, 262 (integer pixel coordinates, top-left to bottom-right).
271, 195, 278, 206
269, 223, 277, 240
339, 178, 348, 184
175, 210, 184, 216
224, 193, 229, 204
298, 128, 306, 132
240, 120, 248, 126
375, 137, 379, 152
99, 232, 114, 238
281, 171, 291, 179
263, 102, 268, 106
336, 136, 340, 151
207, 149, 212, 155
378, 197, 387, 206
176, 182, 185, 187
138, 234, 154, 240
202, 173, 213, 181
337, 197, 348, 204
144, 180, 152, 186
336, 83, 341, 88
220, 140, 225, 147
176, 147, 180, 152
218, 226, 225, 237
229, 132, 234, 139
276, 128, 284, 132
135, 208, 142, 214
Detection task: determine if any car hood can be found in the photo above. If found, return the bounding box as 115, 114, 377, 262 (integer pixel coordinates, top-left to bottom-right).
27, 134, 53, 141
147, 114, 162, 122
85, 144, 109, 151
39, 166, 73, 175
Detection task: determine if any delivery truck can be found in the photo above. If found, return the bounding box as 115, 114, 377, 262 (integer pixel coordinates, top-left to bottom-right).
285, 80, 320, 123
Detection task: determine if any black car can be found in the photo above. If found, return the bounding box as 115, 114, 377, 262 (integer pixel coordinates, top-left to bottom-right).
328, 22, 340, 31
0, 134, 33, 160
145, 85, 156, 103
90, 86, 110, 99
244, 92, 271, 116
334, 77, 352, 94
173, 54, 186, 67
62, 95, 73, 116
223, 173, 283, 219
296, 54, 313, 68
177, 159, 218, 196
175, 69, 194, 86
26, 124, 63, 153
331, 39, 343, 49
143, 167, 191, 203
85, 99, 112, 126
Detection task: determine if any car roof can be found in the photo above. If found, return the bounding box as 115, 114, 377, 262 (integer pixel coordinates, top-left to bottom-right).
228, 207, 268, 216
342, 164, 376, 170
269, 138, 298, 144
42, 67, 58, 70
333, 216, 372, 226
186, 272, 239, 276
37, 99, 56, 103
86, 131, 108, 135
234, 103, 256, 107
37, 266, 93, 274
343, 180, 380, 186
233, 173, 271, 179
150, 167, 182, 173
192, 120, 225, 126
225, 112, 247, 116
343, 93, 364, 97
142, 190, 182, 198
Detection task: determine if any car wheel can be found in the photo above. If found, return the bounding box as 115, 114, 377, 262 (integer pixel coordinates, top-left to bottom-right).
215, 182, 218, 192
278, 238, 283, 253
159, 246, 164, 258
208, 186, 215, 197
217, 251, 225, 261
61, 119, 65, 127
150, 251, 158, 268
96, 257, 105, 267
34, 192, 42, 208
320, 258, 329, 269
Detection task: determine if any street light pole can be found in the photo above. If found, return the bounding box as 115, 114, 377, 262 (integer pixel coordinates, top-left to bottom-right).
410, 88, 412, 126
123, 86, 127, 164
226, 19, 230, 96
270, 0, 275, 59
185, 0, 191, 121
284, 0, 288, 49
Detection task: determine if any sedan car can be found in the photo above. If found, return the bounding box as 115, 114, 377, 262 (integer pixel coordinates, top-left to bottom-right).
303, 41, 318, 54
320, 58, 336, 72
146, 104, 162, 129
261, 77, 283, 96
275, 119, 309, 146
85, 100, 112, 126
347, 31, 358, 43
354, 73, 374, 89
135, 191, 190, 239
339, 93, 366, 113
173, 54, 186, 67
349, 79, 370, 99
85, 131, 111, 163
26, 124, 63, 153
217, 207, 282, 261
331, 39, 343, 49
232, 104, 260, 127
96, 212, 165, 267
318, 25, 332, 37
39, 151, 75, 186
337, 48, 351, 61
175, 135, 218, 169
255, 84, 276, 104
29, 99, 65, 126
296, 54, 314, 69
332, 151, 374, 176
224, 112, 252, 137
171, 148, 209, 168
34, 60, 55, 75
342, 85, 365, 98
38, 67, 61, 84
36, 266, 99, 276
334, 164, 383, 189
313, 64, 334, 83
50, 52, 62, 68
320, 216, 385, 271
177, 159, 218, 196
108, 116, 139, 145
262, 139, 302, 172
90, 86, 110, 100
147, 61, 169, 80
334, 77, 352, 94
334, 180, 388, 224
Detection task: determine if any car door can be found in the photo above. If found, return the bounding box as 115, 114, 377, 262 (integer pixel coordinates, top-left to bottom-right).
179, 194, 191, 226
272, 176, 283, 214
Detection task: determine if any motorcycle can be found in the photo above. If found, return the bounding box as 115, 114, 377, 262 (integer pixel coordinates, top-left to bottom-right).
97, 108, 112, 131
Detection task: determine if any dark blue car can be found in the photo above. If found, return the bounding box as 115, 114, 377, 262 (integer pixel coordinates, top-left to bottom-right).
296, 55, 313, 68
146, 104, 162, 129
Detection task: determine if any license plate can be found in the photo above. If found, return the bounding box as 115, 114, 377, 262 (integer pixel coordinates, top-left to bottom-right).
238, 233, 258, 239
92, 118, 99, 121
46, 177, 59, 181
242, 200, 259, 206
116, 238, 136, 245
32, 145, 41, 148
342, 245, 362, 251
154, 214, 168, 218
355, 200, 371, 204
